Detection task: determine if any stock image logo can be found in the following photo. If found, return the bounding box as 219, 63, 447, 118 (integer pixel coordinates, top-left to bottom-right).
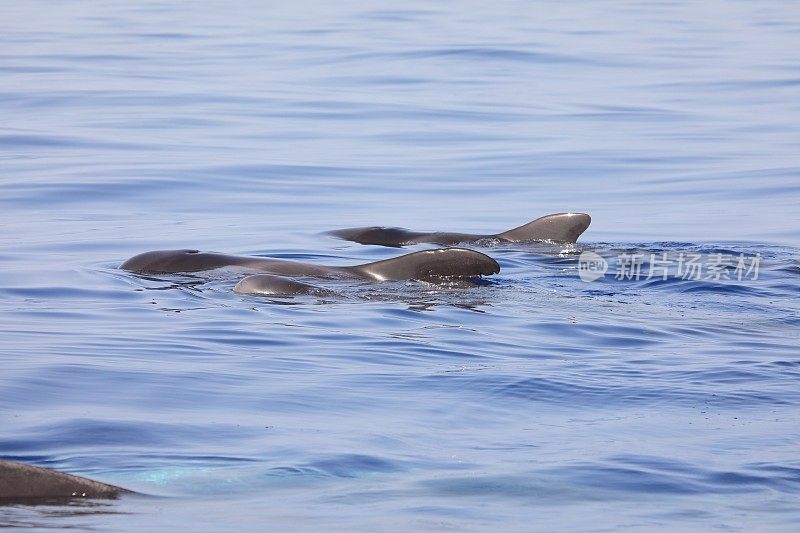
578, 251, 609, 282
577, 251, 761, 283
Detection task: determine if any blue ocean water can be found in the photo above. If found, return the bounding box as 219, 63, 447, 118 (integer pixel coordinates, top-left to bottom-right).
1, 0, 799, 530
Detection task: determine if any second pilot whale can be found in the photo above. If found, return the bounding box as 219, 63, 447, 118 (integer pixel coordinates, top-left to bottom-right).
328, 212, 591, 247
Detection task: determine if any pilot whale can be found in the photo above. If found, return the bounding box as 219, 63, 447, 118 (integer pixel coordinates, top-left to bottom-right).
122, 247, 499, 279
328, 212, 591, 247
0, 460, 132, 502
122, 248, 500, 296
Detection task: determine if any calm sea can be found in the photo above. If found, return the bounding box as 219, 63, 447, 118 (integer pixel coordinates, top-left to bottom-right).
1, 1, 799, 530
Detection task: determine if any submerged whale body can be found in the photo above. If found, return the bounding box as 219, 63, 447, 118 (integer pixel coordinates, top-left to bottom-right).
122, 248, 500, 296
0, 460, 132, 502
234, 274, 335, 296
328, 212, 591, 247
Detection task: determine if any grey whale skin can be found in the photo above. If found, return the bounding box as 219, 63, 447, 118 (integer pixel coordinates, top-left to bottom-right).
122, 247, 500, 296
328, 212, 591, 247
233, 274, 336, 296
0, 460, 132, 502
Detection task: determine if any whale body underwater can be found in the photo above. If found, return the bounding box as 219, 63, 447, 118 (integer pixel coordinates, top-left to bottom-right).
121, 213, 590, 296
0, 214, 591, 503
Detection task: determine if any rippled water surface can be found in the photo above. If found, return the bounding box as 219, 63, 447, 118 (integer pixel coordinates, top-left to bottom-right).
2, 1, 799, 530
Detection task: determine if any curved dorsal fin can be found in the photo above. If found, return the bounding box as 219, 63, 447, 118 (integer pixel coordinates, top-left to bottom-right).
350, 248, 500, 281
497, 213, 591, 243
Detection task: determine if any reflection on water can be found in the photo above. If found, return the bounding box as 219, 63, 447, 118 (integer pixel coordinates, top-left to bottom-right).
0, 499, 131, 530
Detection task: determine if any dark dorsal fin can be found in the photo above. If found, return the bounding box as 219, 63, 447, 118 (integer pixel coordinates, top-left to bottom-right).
349, 248, 500, 281
497, 213, 591, 243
